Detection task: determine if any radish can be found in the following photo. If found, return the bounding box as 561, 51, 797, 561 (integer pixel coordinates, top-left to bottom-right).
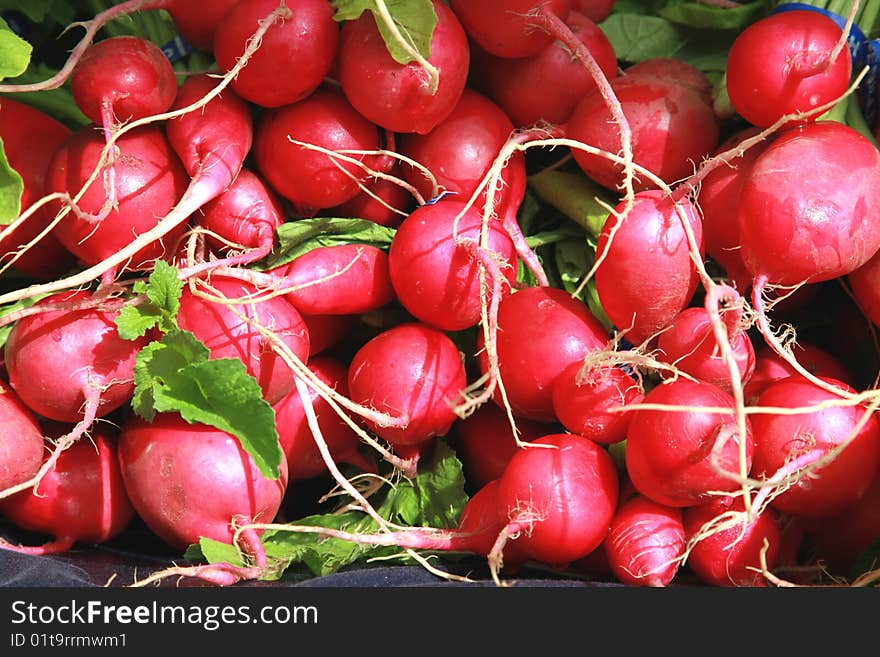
749, 376, 880, 519
594, 191, 703, 346
744, 343, 853, 405
301, 313, 356, 357
551, 362, 643, 445
331, 165, 415, 228
117, 412, 289, 551
566, 76, 719, 193
254, 89, 383, 216
625, 379, 754, 507
450, 402, 551, 490
683, 496, 782, 587
347, 322, 467, 446
46, 124, 190, 271
454, 480, 526, 568
166, 0, 238, 52
477, 286, 609, 421
0, 380, 44, 493
449, 0, 571, 59
496, 433, 619, 567
725, 10, 852, 129
0, 98, 75, 281
849, 248, 880, 329
571, 0, 615, 23
387, 199, 518, 331
604, 494, 686, 587
338, 0, 470, 135
623, 58, 713, 105
0, 424, 134, 555
473, 11, 618, 128
270, 244, 395, 317
176, 276, 310, 405
273, 356, 372, 481
656, 306, 756, 394
213, 0, 338, 108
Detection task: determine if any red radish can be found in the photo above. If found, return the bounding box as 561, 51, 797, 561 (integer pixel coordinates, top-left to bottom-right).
623, 58, 713, 105
254, 90, 383, 216
594, 191, 703, 346
213, 0, 338, 108
46, 124, 190, 271
750, 376, 880, 520
271, 244, 395, 316
744, 343, 853, 405
455, 479, 527, 568
683, 496, 782, 587
388, 199, 518, 331
604, 494, 686, 587
849, 248, 880, 329
166, 0, 238, 52
195, 168, 283, 256
0, 425, 134, 555
338, 0, 470, 135
450, 403, 551, 489
331, 165, 415, 228
725, 10, 852, 129
473, 11, 618, 128
0, 380, 44, 493
347, 323, 467, 446
739, 122, 880, 288
551, 362, 642, 444
0, 97, 75, 280
566, 76, 720, 193
497, 433, 619, 566
449, 0, 571, 59
117, 412, 289, 551
4, 289, 147, 423
301, 313, 357, 357
571, 0, 615, 23
477, 286, 609, 421
273, 356, 372, 481
625, 379, 754, 507
656, 306, 756, 394
71, 36, 177, 129
176, 276, 310, 405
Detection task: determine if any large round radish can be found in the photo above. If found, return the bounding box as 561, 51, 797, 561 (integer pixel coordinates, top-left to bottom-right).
0, 380, 44, 493
449, 0, 571, 59
213, 0, 338, 108
46, 124, 190, 271
594, 191, 703, 346
750, 376, 880, 519
4, 290, 148, 423
347, 323, 467, 446
738, 122, 880, 287
254, 90, 382, 216
477, 286, 609, 421
498, 433, 619, 566
473, 11, 618, 127
726, 10, 852, 129
625, 379, 754, 507
338, 0, 470, 135
117, 413, 289, 551
388, 199, 518, 331
0, 425, 134, 554
623, 57, 713, 105
0, 98, 76, 280
566, 76, 719, 193
176, 276, 310, 405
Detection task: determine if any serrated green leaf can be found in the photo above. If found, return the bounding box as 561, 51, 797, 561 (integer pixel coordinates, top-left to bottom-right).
659, 2, 768, 30
261, 217, 397, 270
0, 18, 32, 81
0, 135, 23, 225
600, 14, 686, 63
196, 537, 246, 568
116, 304, 163, 340
115, 261, 182, 339
332, 0, 437, 65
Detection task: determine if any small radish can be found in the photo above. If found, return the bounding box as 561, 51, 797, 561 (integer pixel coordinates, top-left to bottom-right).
744, 343, 853, 405
454, 479, 527, 569
623, 58, 713, 105
338, 0, 470, 135
165, 0, 238, 52
176, 276, 310, 405
0, 424, 134, 555
387, 199, 518, 331
213, 0, 339, 108
347, 323, 467, 446
117, 412, 289, 551
0, 380, 44, 493
625, 379, 754, 507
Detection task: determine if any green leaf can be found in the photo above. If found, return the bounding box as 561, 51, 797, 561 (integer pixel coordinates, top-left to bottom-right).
0, 1, 75, 24
116, 261, 183, 339
262, 217, 397, 270
0, 17, 32, 81
599, 14, 686, 63
332, 0, 437, 65
659, 2, 768, 30
0, 136, 23, 226
2, 63, 90, 128
132, 329, 283, 479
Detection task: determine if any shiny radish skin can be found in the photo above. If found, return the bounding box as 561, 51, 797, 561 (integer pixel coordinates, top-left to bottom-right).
166, 0, 238, 52
0, 380, 45, 493
622, 57, 713, 105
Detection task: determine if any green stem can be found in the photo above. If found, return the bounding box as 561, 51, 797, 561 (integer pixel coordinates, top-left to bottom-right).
859, 0, 880, 34
524, 226, 585, 249
527, 170, 614, 240
845, 93, 880, 145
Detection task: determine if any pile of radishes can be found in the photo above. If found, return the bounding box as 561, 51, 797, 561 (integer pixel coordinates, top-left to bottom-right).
1, 0, 880, 588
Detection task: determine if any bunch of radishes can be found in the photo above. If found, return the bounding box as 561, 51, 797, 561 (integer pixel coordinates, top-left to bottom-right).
0, 0, 879, 588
